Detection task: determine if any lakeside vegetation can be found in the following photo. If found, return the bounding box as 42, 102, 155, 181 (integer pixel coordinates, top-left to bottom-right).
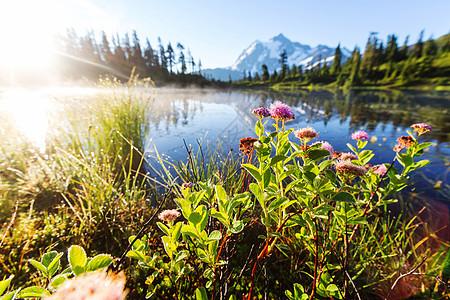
0, 80, 449, 299
235, 32, 450, 91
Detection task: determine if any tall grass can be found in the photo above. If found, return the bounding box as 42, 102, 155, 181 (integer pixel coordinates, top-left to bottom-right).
0, 76, 159, 284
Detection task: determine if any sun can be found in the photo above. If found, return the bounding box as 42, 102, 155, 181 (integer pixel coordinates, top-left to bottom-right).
0, 0, 64, 70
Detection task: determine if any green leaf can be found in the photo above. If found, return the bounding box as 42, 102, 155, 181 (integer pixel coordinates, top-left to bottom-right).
126, 250, 146, 262
174, 251, 189, 264
68, 245, 87, 275
157, 222, 170, 236
262, 166, 272, 189
0, 275, 13, 296
17, 286, 50, 298
332, 192, 355, 203
172, 221, 183, 242
1, 290, 20, 300
195, 287, 208, 300
276, 243, 290, 251
29, 260, 47, 276
208, 230, 222, 242
181, 224, 200, 240
86, 254, 112, 272
347, 216, 368, 225
308, 149, 331, 161
397, 153, 413, 168
215, 185, 228, 202
268, 197, 289, 213
270, 155, 287, 166
319, 160, 334, 171
47, 253, 63, 278
210, 208, 229, 226
242, 164, 262, 182
230, 220, 244, 234
41, 251, 58, 268
189, 212, 203, 226
441, 248, 450, 280
249, 183, 264, 206
346, 143, 357, 154
48, 275, 67, 290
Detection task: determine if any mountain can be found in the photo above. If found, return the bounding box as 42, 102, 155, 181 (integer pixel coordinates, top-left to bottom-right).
203, 34, 351, 81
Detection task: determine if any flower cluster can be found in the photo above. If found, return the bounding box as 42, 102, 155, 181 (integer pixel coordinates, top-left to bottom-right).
158, 209, 181, 223
294, 127, 318, 141
340, 152, 358, 161
336, 160, 367, 177
239, 137, 258, 155
269, 101, 295, 122
351, 130, 370, 140
46, 270, 127, 300
411, 123, 432, 136
312, 141, 334, 154
393, 135, 415, 152
252, 107, 271, 119
372, 164, 388, 176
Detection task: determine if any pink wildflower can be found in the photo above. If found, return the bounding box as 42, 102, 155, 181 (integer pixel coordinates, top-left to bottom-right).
351, 130, 370, 140
312, 141, 334, 154
46, 270, 127, 300
158, 209, 181, 223
252, 107, 271, 119
269, 101, 295, 121
336, 160, 367, 177
294, 127, 318, 141
411, 123, 432, 136
340, 152, 358, 161
372, 164, 388, 176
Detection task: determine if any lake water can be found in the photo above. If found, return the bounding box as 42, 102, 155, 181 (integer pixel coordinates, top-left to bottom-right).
145, 88, 449, 203
0, 87, 448, 203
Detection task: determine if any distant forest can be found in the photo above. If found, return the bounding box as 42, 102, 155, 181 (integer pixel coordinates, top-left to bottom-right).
55, 29, 211, 85
239, 32, 450, 89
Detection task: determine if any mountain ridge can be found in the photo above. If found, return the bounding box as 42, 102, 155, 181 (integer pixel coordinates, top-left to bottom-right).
204, 33, 351, 81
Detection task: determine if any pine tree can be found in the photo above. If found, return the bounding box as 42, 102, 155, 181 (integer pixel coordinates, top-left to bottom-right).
385, 34, 398, 62
167, 42, 175, 74
398, 35, 409, 61
158, 37, 168, 72
330, 44, 342, 75
100, 31, 112, 65
347, 47, 361, 86
422, 37, 437, 57
270, 70, 278, 82
253, 72, 260, 81
177, 43, 186, 74
261, 64, 269, 81
413, 30, 424, 58
279, 50, 288, 79
132, 30, 145, 74
144, 38, 156, 73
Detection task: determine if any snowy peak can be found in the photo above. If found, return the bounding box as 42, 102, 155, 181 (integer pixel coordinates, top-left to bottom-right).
230, 34, 351, 74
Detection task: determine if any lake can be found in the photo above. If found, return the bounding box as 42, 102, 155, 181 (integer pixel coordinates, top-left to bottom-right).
1, 87, 448, 203
144, 88, 449, 203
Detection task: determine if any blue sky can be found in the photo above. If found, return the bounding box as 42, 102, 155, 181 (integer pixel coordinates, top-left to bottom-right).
2, 0, 450, 69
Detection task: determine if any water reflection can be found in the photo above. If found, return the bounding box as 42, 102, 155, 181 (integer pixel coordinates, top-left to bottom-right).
146, 88, 449, 203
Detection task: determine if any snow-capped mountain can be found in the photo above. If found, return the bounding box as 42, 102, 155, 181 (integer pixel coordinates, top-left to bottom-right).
203, 34, 351, 81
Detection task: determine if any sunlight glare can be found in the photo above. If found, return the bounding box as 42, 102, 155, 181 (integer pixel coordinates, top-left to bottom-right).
0, 0, 65, 70
1, 90, 53, 152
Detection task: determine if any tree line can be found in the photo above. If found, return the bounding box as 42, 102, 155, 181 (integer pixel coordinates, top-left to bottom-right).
56, 29, 210, 85
240, 31, 450, 88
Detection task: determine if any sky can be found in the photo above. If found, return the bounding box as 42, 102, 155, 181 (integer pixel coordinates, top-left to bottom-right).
1, 0, 449, 69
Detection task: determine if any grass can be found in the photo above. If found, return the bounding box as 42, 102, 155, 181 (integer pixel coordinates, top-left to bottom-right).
0, 80, 448, 299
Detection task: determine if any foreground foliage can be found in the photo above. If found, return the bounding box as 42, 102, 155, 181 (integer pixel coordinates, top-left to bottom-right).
0, 82, 449, 299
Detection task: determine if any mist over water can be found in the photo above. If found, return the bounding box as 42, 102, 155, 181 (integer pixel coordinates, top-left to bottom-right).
1, 86, 448, 202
